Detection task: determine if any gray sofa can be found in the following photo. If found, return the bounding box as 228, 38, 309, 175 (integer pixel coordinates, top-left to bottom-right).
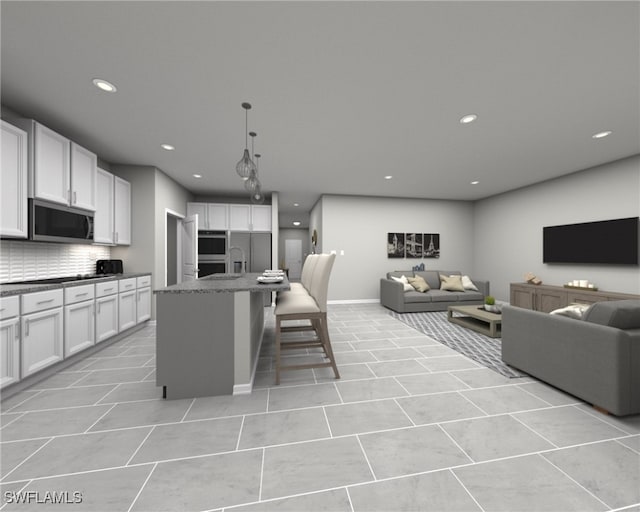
502, 300, 640, 416
380, 270, 489, 313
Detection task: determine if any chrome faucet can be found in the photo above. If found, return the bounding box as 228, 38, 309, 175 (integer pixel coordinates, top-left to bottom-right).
228, 246, 246, 274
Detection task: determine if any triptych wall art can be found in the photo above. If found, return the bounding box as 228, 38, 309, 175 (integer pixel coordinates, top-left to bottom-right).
387, 233, 440, 258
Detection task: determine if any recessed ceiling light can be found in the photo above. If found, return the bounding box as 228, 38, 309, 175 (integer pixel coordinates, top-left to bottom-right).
460, 114, 478, 124
384, 175, 393, 180
161, 144, 175, 151
471, 180, 479, 185
293, 221, 301, 226
92, 78, 117, 92
193, 174, 202, 178
592, 130, 612, 139
293, 203, 299, 207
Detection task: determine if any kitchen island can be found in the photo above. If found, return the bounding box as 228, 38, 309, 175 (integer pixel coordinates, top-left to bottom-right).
154, 273, 289, 399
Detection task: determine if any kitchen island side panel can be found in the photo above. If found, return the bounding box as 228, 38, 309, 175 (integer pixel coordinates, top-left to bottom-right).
156, 292, 235, 399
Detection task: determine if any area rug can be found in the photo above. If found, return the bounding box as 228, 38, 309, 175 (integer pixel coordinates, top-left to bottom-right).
389, 310, 527, 378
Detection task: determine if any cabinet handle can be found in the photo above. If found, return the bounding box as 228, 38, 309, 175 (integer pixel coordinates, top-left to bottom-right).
73, 191, 77, 204
25, 318, 30, 337
104, 287, 114, 292
68, 189, 71, 202
115, 232, 119, 243
76, 292, 89, 297
37, 299, 55, 305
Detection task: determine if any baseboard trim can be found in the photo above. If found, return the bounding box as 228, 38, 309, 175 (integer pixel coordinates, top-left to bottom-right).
328, 299, 379, 305
233, 383, 253, 395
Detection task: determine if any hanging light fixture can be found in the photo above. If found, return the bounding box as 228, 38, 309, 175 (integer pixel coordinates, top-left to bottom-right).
235, 102, 257, 179
245, 154, 261, 193
250, 185, 265, 205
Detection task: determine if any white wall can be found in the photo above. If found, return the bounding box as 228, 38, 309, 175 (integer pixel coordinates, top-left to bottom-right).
474, 155, 640, 300
111, 165, 193, 318
319, 195, 476, 301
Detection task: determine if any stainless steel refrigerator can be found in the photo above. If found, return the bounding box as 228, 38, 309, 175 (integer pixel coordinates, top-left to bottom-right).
229, 232, 272, 305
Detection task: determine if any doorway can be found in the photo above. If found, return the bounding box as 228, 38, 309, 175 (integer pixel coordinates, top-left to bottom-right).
285, 239, 303, 280
165, 209, 197, 285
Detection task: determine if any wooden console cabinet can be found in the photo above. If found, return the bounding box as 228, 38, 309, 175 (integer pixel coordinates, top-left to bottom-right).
510, 283, 639, 313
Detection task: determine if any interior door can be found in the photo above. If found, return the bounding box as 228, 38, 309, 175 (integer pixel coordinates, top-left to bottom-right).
285, 239, 303, 280
181, 214, 198, 281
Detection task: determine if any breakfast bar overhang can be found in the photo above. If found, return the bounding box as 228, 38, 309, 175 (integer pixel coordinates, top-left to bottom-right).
154, 273, 289, 399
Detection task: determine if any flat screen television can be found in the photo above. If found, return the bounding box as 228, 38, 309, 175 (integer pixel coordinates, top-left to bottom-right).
543, 217, 639, 265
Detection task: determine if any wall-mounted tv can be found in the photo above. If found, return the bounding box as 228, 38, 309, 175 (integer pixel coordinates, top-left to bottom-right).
543, 217, 639, 265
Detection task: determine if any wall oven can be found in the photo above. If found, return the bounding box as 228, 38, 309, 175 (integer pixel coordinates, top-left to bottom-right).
29, 199, 94, 244
198, 230, 227, 258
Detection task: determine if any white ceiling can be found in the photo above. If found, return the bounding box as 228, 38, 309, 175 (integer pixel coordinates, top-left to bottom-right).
2, 1, 639, 228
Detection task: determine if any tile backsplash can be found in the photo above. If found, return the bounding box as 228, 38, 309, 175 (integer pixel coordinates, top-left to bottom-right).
0, 241, 111, 283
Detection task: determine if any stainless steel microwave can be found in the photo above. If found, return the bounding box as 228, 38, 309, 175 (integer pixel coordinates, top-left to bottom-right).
29, 199, 94, 244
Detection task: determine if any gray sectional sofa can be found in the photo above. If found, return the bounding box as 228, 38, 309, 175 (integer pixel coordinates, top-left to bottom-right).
502, 300, 640, 416
380, 270, 489, 313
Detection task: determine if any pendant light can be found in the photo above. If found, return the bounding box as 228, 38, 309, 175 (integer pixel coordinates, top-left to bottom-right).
245, 154, 261, 193
250, 185, 265, 205
235, 103, 257, 179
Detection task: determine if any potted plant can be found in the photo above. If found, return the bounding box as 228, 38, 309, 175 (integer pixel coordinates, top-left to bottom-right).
484, 295, 500, 313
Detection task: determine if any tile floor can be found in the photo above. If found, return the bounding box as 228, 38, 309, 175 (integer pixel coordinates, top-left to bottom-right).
1, 303, 639, 511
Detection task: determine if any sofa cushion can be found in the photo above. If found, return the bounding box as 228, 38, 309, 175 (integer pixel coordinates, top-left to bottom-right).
408, 275, 430, 292
582, 300, 640, 329
456, 291, 484, 302
404, 291, 434, 303
440, 274, 465, 292
415, 271, 441, 290
428, 290, 460, 302
550, 303, 591, 319
461, 275, 478, 291
390, 275, 414, 292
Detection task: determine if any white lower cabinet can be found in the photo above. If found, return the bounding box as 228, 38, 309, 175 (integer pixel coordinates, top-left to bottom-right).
136, 287, 151, 323
22, 307, 64, 378
1, 317, 20, 388
96, 294, 119, 343
64, 300, 95, 357
119, 290, 137, 332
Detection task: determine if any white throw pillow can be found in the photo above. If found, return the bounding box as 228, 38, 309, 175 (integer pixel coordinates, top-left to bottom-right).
550, 303, 591, 319
391, 275, 415, 292
461, 275, 478, 291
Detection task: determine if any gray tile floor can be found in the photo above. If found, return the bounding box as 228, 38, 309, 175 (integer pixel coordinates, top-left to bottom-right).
1, 303, 639, 511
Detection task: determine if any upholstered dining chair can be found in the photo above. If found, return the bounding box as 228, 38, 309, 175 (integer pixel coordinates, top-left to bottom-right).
273, 253, 340, 384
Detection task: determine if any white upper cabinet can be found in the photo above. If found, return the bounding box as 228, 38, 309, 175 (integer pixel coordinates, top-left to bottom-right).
187, 202, 229, 231
70, 142, 97, 211
94, 167, 115, 244
14, 119, 97, 211
33, 121, 71, 206
251, 205, 272, 232
114, 176, 131, 245
209, 204, 229, 230
229, 204, 251, 231
1, 120, 28, 238
187, 202, 209, 230
187, 202, 272, 232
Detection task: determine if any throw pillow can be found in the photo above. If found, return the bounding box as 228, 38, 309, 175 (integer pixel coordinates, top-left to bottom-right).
391, 275, 414, 292
440, 274, 465, 292
461, 275, 478, 291
550, 303, 591, 319
408, 275, 430, 292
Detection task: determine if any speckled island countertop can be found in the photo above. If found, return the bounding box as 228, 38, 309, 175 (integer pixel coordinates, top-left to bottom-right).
154, 273, 290, 294
0, 273, 152, 297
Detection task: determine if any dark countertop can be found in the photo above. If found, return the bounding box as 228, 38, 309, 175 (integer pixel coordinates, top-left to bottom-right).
154, 273, 290, 294
0, 273, 152, 297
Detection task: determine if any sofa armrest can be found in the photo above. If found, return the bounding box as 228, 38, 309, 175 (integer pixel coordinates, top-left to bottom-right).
380, 278, 405, 312
471, 279, 490, 297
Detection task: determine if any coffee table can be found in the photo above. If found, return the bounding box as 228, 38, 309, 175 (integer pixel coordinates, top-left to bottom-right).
447, 304, 502, 338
